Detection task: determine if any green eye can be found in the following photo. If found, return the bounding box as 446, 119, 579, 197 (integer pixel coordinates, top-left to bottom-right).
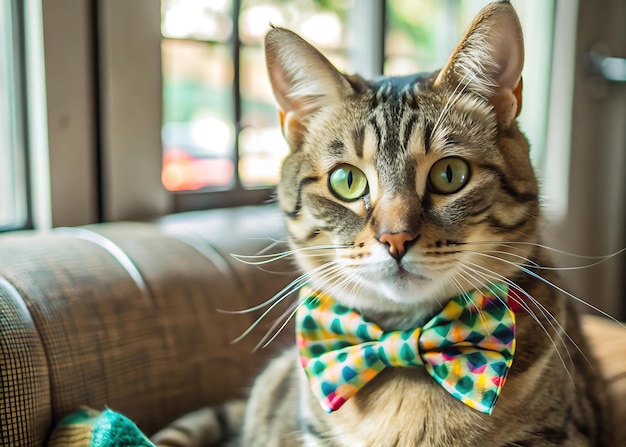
429, 157, 470, 194
329, 164, 368, 201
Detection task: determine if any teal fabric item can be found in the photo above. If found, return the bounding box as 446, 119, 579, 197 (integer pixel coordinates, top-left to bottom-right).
91, 409, 154, 447
48, 407, 155, 447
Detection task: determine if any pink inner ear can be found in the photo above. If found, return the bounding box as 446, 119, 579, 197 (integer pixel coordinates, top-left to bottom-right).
489, 76, 524, 127
489, 90, 518, 127
514, 78, 523, 117
489, 24, 524, 125
489, 21, 524, 93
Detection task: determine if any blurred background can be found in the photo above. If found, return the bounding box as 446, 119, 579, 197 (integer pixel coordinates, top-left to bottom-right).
0, 0, 624, 318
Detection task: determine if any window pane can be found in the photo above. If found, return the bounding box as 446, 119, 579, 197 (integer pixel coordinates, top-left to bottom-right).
239, 45, 287, 187
161, 0, 232, 41
161, 39, 235, 191
385, 0, 456, 75
0, 0, 28, 230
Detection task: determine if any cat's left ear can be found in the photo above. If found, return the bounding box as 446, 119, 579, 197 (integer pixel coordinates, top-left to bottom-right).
434, 1, 524, 128
265, 27, 354, 149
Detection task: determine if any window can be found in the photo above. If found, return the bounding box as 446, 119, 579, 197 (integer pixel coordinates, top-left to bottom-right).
161, 0, 556, 213
160, 0, 352, 196
0, 0, 29, 231
161, 0, 236, 191
4, 0, 558, 225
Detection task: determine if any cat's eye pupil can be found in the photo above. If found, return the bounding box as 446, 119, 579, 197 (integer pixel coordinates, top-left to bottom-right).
329, 164, 368, 201
429, 157, 469, 194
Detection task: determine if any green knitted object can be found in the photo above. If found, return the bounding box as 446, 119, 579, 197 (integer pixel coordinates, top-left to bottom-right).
48, 407, 155, 447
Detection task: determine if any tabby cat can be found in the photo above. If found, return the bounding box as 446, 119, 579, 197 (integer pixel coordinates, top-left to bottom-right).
152, 1, 611, 446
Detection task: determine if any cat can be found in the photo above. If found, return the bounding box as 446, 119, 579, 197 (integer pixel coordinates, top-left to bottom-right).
152, 1, 611, 446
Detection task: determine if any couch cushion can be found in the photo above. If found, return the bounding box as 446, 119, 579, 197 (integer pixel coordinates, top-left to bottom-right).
0, 206, 297, 446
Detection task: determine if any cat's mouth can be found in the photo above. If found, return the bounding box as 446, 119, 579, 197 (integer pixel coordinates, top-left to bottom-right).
361, 249, 434, 286
396, 265, 430, 283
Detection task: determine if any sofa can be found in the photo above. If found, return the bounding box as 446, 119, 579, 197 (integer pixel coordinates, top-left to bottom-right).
0, 205, 624, 446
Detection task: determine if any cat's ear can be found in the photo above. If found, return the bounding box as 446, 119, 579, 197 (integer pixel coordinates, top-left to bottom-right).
265, 27, 354, 148
434, 1, 524, 127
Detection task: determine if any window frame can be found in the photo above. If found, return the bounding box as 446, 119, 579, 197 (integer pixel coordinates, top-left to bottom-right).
0, 0, 32, 232
32, 0, 570, 222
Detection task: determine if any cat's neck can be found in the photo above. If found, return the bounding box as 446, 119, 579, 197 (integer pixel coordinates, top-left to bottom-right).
359, 303, 444, 332
311, 285, 446, 332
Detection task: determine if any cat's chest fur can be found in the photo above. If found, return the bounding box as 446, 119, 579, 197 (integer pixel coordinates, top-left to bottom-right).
303, 366, 488, 447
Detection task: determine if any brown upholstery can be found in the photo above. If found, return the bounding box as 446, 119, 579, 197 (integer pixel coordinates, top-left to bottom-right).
0, 205, 624, 446
0, 205, 296, 446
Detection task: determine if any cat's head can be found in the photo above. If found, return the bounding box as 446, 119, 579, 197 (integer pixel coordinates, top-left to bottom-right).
265, 1, 539, 323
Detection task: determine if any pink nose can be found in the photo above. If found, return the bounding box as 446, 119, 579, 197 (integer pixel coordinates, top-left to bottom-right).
378, 232, 416, 260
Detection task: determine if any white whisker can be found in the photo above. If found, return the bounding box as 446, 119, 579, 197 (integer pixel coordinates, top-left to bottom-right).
459, 261, 578, 363
218, 270, 310, 314
453, 273, 495, 336
254, 300, 301, 351
231, 244, 345, 266
227, 261, 341, 344
458, 241, 626, 263
253, 237, 289, 255
256, 262, 352, 350
454, 248, 542, 269
468, 251, 624, 326
457, 262, 576, 381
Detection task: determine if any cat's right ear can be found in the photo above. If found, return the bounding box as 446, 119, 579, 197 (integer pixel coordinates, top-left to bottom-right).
265, 27, 353, 149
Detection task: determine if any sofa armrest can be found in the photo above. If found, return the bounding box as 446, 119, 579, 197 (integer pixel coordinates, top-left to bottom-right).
0, 205, 297, 446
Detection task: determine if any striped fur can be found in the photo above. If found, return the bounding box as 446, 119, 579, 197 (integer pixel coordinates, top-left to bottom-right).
152, 2, 611, 446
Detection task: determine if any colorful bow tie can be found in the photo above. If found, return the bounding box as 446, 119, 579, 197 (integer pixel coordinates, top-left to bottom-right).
295, 284, 515, 415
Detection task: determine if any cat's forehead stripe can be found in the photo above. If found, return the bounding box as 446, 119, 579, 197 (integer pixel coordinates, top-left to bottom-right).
352, 126, 365, 159
368, 116, 383, 150
423, 122, 433, 154
329, 139, 345, 158
368, 101, 422, 194
401, 114, 418, 153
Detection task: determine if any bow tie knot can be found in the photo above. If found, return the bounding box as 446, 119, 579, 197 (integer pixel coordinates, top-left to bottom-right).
296, 285, 515, 415
377, 329, 423, 367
